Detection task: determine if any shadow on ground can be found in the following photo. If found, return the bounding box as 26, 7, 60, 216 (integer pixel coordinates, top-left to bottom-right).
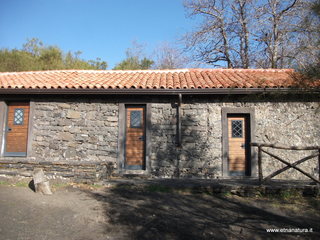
87, 183, 320, 240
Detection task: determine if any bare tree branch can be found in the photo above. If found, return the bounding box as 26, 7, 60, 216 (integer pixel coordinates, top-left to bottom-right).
183, 0, 318, 69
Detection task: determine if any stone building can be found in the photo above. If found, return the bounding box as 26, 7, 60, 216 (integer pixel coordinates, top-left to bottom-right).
0, 69, 319, 182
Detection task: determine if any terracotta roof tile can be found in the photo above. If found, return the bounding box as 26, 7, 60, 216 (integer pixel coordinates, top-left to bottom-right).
0, 69, 318, 91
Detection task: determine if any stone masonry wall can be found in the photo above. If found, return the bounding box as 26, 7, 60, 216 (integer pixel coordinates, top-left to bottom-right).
31, 100, 119, 164
150, 103, 222, 179
150, 99, 320, 180
254, 101, 319, 180
0, 159, 114, 183
0, 96, 319, 181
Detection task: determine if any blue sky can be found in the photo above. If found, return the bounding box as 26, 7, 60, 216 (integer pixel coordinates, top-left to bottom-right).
0, 0, 198, 69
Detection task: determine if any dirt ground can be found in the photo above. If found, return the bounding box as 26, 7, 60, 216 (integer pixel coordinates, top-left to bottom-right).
0, 183, 319, 240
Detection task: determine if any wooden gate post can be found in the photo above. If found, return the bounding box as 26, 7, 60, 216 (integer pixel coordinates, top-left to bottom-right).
258, 146, 263, 183
318, 149, 320, 181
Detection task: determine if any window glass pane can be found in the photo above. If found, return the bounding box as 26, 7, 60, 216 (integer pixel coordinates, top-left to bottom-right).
231, 120, 243, 138
130, 111, 142, 128
14, 108, 24, 125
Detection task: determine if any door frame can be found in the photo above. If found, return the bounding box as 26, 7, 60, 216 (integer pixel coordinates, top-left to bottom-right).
124, 105, 146, 170
118, 103, 151, 174
221, 108, 256, 177
0, 100, 34, 157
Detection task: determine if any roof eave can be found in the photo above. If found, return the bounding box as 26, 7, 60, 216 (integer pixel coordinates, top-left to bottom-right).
0, 88, 318, 95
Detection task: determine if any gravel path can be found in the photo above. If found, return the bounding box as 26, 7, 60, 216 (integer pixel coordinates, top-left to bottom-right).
0, 184, 319, 240
0, 185, 106, 240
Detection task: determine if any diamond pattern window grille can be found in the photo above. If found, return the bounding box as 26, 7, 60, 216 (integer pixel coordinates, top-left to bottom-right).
14, 108, 24, 125
232, 120, 243, 138
130, 111, 142, 128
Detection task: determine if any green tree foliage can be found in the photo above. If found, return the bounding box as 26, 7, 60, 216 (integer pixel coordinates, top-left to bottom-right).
22, 38, 43, 56
38, 46, 64, 70
0, 38, 108, 72
113, 56, 154, 70
88, 58, 108, 70
313, 0, 320, 14
0, 49, 37, 72
139, 58, 154, 70
113, 42, 154, 70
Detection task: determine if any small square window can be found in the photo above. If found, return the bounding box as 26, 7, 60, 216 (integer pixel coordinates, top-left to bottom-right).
130, 111, 142, 128
232, 120, 243, 138
14, 108, 24, 125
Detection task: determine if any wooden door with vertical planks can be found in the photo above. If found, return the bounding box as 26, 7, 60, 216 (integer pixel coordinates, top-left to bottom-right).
5, 102, 30, 156
125, 106, 146, 170
228, 115, 249, 176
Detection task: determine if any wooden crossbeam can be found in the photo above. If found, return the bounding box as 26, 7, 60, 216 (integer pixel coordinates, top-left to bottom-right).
250, 143, 320, 150
258, 146, 263, 182
261, 149, 320, 184
263, 153, 319, 183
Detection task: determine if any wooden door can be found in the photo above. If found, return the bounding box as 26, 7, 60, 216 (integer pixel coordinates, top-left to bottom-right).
228, 115, 250, 176
5, 102, 30, 156
125, 106, 146, 170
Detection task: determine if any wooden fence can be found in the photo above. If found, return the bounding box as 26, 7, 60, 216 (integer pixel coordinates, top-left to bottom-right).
250, 143, 320, 184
